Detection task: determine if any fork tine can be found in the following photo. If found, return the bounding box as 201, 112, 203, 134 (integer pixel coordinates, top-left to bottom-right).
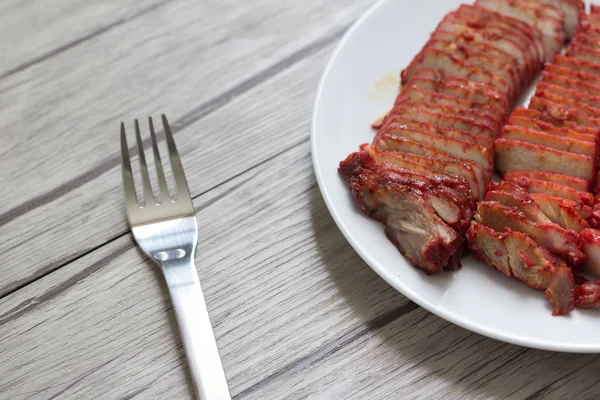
162, 114, 191, 200
121, 123, 139, 206
135, 119, 155, 205
148, 117, 171, 203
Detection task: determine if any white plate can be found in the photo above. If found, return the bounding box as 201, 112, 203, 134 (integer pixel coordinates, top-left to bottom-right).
312, 0, 600, 352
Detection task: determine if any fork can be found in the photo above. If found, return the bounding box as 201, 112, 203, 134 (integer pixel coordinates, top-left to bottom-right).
121, 115, 231, 400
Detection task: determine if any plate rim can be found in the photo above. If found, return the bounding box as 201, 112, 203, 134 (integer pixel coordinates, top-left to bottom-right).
311, 0, 600, 353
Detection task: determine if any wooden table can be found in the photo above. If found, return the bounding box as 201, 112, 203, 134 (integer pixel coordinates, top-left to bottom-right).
2, 1, 600, 399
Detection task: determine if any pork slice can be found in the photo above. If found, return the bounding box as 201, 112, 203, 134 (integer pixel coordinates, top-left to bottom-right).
535, 0, 582, 39
553, 54, 600, 79
487, 179, 530, 195
500, 124, 596, 157
400, 48, 511, 99
566, 43, 600, 66
475, 0, 565, 59
504, 171, 589, 192
579, 229, 600, 278
490, 180, 593, 220
372, 138, 485, 199
456, 4, 546, 63
536, 82, 600, 113
533, 90, 600, 119
578, 18, 600, 35
545, 266, 575, 316
594, 174, 600, 196
476, 201, 585, 265
362, 144, 474, 216
510, 107, 599, 136
338, 152, 463, 273
529, 194, 593, 220
393, 97, 499, 134
529, 194, 588, 232
499, 125, 597, 158
506, 176, 595, 205
423, 40, 518, 99
494, 139, 595, 183
506, 231, 567, 294
544, 64, 600, 89
528, 97, 600, 128
540, 71, 600, 110
378, 129, 494, 174
380, 107, 496, 140
427, 32, 525, 91
574, 280, 600, 308
506, 115, 596, 143
435, 15, 535, 80
485, 190, 552, 224
571, 33, 600, 50
405, 69, 508, 117
466, 223, 512, 277
467, 223, 562, 290
377, 116, 492, 147
395, 87, 503, 129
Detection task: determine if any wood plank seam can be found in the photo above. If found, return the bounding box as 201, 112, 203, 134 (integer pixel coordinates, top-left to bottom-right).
0, 240, 132, 325
0, 24, 349, 230
233, 302, 419, 399
0, 0, 173, 81
0, 138, 308, 306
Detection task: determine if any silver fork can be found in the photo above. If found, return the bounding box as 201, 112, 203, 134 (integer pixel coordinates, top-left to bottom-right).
121, 115, 231, 400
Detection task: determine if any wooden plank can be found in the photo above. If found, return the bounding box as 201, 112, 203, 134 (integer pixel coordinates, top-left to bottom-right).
244, 305, 600, 400
0, 142, 409, 398
0, 0, 375, 295
0, 0, 166, 77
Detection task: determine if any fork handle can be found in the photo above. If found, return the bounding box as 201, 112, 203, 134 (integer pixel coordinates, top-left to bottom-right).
163, 260, 231, 400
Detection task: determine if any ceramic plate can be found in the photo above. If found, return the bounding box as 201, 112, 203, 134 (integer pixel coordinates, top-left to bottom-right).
312, 0, 600, 352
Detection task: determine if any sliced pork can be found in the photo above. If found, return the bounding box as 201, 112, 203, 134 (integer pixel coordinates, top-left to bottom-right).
340, 2, 565, 283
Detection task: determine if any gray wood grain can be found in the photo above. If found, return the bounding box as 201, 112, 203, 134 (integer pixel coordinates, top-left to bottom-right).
3, 0, 600, 399
245, 305, 600, 400
0, 0, 166, 77
0, 142, 409, 399
0, 0, 373, 295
